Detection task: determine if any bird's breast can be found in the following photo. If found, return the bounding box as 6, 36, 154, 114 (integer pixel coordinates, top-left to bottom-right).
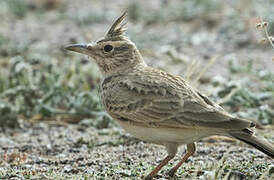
116, 119, 212, 145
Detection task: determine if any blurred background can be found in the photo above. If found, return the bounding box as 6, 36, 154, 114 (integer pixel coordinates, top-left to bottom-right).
0, 0, 273, 179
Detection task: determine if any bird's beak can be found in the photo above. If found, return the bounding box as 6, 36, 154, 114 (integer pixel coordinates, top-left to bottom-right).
65, 44, 89, 55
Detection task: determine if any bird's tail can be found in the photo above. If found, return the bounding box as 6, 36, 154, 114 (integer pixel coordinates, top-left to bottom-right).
229, 129, 274, 159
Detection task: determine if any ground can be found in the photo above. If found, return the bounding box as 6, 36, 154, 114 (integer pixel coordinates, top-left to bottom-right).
0, 0, 273, 179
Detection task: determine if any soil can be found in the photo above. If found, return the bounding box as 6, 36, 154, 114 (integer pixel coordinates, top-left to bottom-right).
0, 0, 273, 179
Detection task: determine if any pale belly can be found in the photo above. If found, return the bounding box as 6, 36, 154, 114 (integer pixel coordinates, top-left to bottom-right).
116, 120, 216, 145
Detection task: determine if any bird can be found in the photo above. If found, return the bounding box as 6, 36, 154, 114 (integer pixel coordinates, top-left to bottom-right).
65, 11, 274, 180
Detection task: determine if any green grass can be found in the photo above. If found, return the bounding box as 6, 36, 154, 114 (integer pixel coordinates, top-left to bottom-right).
210, 59, 274, 125
0, 54, 104, 127
5, 0, 28, 18
128, 0, 222, 24
0, 1, 273, 180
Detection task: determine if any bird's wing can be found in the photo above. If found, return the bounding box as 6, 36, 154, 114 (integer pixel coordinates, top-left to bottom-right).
102, 72, 251, 130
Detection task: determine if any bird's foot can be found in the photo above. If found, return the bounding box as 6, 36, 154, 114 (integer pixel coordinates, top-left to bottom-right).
167, 168, 176, 177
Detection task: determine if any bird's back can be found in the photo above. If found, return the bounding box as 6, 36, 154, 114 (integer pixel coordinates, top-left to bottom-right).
100, 66, 252, 131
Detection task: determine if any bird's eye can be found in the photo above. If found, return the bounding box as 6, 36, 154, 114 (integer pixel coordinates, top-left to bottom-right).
103, 45, 113, 52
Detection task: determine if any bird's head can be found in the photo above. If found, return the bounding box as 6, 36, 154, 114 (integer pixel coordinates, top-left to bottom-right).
65, 11, 145, 77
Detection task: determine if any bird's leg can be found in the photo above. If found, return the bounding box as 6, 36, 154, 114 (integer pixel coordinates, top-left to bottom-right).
144, 155, 174, 180
167, 143, 196, 177
144, 144, 177, 180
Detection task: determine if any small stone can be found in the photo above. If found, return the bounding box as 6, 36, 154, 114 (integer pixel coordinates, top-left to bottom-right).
63, 165, 72, 173
212, 75, 226, 86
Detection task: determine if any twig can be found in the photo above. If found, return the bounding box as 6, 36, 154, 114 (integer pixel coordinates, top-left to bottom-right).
258, 17, 274, 49
194, 55, 219, 85
217, 87, 240, 105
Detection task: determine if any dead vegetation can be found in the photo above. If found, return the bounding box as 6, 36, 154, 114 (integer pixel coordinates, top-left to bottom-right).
0, 0, 273, 179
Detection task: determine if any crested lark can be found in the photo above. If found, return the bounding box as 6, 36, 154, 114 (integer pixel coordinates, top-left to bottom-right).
66, 12, 274, 179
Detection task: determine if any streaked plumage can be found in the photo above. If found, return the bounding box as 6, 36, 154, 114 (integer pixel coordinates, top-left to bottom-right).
66, 11, 274, 180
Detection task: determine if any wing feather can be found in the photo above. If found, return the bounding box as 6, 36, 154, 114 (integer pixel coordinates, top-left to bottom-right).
102, 71, 251, 130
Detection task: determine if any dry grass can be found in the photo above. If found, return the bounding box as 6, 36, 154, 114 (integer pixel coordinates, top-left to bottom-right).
0, 0, 273, 179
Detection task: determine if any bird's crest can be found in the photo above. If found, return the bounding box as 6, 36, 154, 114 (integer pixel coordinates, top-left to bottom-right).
105, 11, 127, 38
